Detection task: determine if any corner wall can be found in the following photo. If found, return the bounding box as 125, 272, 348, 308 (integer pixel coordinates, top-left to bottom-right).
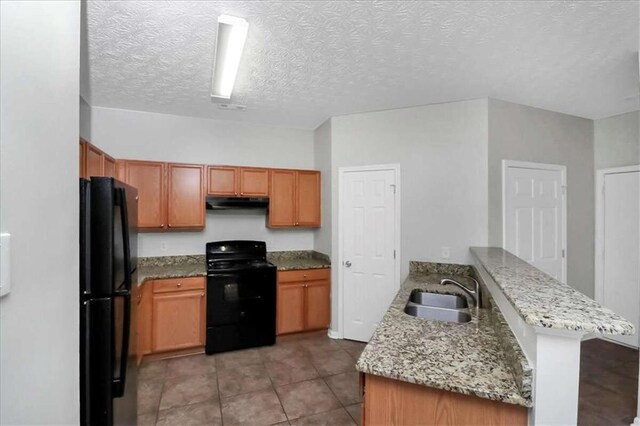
313, 119, 332, 257
1, 2, 80, 423
594, 111, 640, 170
488, 99, 595, 297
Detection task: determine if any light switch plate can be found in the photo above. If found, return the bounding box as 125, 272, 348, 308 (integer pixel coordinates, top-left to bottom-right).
0, 233, 10, 297
441, 246, 451, 259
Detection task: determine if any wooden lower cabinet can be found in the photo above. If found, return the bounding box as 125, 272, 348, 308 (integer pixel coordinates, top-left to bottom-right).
137, 276, 206, 358
277, 268, 331, 335
361, 374, 528, 426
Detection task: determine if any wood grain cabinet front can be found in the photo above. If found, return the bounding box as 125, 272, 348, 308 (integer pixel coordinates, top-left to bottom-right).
207, 166, 238, 196
276, 268, 330, 335
167, 163, 205, 229
239, 168, 269, 197
122, 160, 167, 230
269, 169, 321, 228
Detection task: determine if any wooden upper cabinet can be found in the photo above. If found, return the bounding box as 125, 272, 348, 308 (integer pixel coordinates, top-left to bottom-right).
85, 143, 103, 178
167, 163, 205, 229
208, 166, 238, 196
239, 168, 269, 197
269, 170, 297, 227
103, 154, 116, 178
296, 171, 321, 227
124, 161, 166, 229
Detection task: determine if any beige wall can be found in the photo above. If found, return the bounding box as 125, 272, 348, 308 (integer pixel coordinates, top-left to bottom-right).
594, 111, 640, 170
313, 119, 332, 257
488, 99, 595, 297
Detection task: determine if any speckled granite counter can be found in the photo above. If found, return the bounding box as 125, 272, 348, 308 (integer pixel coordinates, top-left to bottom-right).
470, 247, 634, 335
137, 255, 206, 286
267, 251, 331, 271
356, 262, 533, 408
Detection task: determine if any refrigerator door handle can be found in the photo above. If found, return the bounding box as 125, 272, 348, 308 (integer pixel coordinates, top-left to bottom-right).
117, 187, 132, 291
112, 289, 131, 398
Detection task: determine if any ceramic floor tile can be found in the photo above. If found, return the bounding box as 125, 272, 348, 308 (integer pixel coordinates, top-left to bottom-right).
275, 378, 341, 420
260, 341, 306, 363
138, 360, 167, 382
344, 404, 362, 426
165, 354, 216, 378
137, 412, 157, 426
159, 373, 218, 411
217, 363, 273, 398
265, 355, 319, 386
324, 372, 362, 405
221, 389, 287, 426
137, 379, 163, 415
297, 336, 340, 354
289, 408, 356, 426
309, 349, 357, 377
335, 339, 366, 353
216, 348, 263, 370
156, 400, 222, 426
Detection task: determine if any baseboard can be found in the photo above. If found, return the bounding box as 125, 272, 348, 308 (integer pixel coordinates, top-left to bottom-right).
631, 416, 640, 426
328, 328, 341, 339
581, 333, 598, 341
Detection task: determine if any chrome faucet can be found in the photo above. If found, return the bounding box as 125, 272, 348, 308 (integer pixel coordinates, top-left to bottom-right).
440, 277, 482, 309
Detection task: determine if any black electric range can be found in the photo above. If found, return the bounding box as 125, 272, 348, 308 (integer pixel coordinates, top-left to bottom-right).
205, 240, 276, 354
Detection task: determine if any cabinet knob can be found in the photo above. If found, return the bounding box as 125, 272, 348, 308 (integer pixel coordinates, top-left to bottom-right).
168, 224, 172, 228
201, 293, 205, 297
303, 274, 307, 278
135, 196, 139, 201
240, 192, 244, 196
161, 223, 165, 228
177, 282, 182, 288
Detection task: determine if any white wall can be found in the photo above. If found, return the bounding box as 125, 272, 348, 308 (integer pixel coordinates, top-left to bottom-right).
0, 1, 80, 423
594, 110, 640, 170
488, 98, 595, 297
89, 106, 316, 256
329, 99, 489, 330
313, 119, 332, 257
80, 96, 91, 140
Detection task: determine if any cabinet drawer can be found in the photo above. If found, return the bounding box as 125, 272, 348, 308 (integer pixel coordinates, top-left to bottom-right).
153, 277, 205, 293
278, 268, 330, 283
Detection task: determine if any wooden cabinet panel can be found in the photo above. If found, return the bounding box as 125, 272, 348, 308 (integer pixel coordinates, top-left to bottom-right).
278, 268, 330, 283
240, 168, 269, 197
305, 281, 331, 331
103, 155, 116, 178
124, 161, 166, 229
79, 140, 87, 178
296, 171, 321, 227
363, 374, 527, 426
208, 166, 238, 196
152, 289, 205, 352
86, 144, 103, 178
167, 163, 205, 229
153, 277, 205, 294
277, 283, 306, 335
269, 170, 296, 227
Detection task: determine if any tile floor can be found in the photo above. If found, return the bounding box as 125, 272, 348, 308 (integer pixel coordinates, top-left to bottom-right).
137, 333, 365, 426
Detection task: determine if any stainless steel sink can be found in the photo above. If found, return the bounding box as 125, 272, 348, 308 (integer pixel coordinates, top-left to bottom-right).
404, 303, 472, 323
409, 289, 468, 309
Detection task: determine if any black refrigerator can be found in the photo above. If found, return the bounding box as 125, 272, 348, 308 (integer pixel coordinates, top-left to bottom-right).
80, 177, 138, 425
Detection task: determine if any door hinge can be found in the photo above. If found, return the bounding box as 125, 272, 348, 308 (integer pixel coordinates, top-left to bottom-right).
390, 184, 396, 194
562, 249, 566, 258
561, 185, 567, 195
393, 250, 396, 259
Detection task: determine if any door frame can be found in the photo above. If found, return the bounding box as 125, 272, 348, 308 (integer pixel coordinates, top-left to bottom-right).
594, 165, 640, 307
502, 160, 568, 283
338, 164, 401, 340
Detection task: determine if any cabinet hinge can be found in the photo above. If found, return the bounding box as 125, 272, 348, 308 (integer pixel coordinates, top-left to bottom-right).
390, 184, 396, 194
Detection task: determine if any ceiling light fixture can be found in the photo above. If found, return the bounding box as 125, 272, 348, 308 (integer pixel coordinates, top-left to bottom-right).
211, 15, 249, 100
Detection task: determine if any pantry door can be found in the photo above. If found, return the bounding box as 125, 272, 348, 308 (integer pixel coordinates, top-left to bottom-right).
340, 165, 400, 342
503, 161, 567, 283
596, 166, 640, 348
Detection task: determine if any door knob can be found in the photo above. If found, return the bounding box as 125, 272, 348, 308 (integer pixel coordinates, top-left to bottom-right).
345, 261, 352, 268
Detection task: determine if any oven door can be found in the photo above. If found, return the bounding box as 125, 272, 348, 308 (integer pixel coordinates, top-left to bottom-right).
206, 268, 276, 353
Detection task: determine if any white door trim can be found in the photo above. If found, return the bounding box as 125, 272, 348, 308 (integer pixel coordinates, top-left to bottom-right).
338, 163, 401, 339
501, 160, 568, 283
594, 164, 640, 306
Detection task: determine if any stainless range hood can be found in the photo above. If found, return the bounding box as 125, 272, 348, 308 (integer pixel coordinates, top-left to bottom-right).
205, 196, 269, 210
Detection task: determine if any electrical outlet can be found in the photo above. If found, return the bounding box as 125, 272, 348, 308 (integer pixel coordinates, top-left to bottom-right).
441, 246, 451, 259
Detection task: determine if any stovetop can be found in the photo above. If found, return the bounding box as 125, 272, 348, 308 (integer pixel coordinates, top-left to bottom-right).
207, 258, 275, 273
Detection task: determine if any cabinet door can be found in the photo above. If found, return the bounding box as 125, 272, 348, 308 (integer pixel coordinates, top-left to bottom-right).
305, 280, 331, 331
208, 166, 238, 196
151, 290, 205, 352
269, 170, 296, 227
124, 161, 166, 229
277, 283, 306, 335
86, 144, 103, 178
79, 140, 87, 178
239, 168, 269, 197
167, 163, 205, 229
296, 170, 321, 227
103, 155, 116, 178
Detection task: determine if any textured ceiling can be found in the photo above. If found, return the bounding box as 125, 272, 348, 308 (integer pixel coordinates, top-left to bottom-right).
83, 1, 639, 129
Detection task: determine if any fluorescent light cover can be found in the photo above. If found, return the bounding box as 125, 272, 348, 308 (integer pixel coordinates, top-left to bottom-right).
211, 15, 248, 100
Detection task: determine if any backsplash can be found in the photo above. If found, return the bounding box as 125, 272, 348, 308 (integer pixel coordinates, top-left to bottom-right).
409, 261, 474, 276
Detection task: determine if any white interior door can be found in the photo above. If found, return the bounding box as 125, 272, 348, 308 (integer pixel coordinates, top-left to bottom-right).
341, 167, 398, 342
504, 161, 566, 282
598, 168, 639, 348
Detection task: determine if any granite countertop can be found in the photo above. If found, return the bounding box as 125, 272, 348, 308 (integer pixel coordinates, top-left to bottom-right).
137, 255, 206, 286
470, 247, 635, 335
267, 251, 331, 271
356, 264, 532, 408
